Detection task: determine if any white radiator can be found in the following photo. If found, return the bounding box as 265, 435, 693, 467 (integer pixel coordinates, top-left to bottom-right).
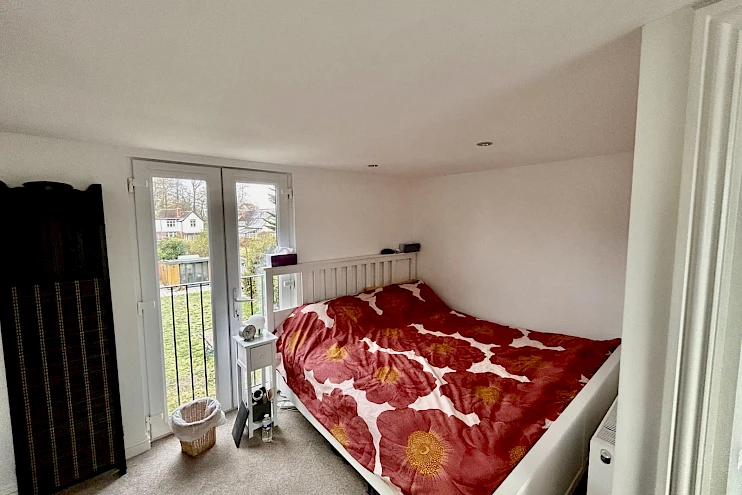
587, 399, 618, 495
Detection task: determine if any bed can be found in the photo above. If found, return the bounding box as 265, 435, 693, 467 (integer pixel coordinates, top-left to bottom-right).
264, 253, 620, 495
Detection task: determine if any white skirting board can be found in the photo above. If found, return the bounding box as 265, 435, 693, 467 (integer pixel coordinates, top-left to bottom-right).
125, 438, 151, 459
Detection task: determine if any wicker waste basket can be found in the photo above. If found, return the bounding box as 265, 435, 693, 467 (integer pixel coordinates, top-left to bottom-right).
169, 397, 225, 457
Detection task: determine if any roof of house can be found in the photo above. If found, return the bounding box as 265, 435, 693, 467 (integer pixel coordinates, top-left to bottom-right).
238, 209, 273, 232
156, 209, 180, 219
156, 210, 200, 221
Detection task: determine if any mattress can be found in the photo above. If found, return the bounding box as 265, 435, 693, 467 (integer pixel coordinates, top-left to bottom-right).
277, 281, 620, 495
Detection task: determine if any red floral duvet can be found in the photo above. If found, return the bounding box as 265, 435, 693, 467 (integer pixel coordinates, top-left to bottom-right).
276, 281, 620, 495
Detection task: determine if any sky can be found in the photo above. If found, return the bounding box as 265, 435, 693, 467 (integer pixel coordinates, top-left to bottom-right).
236, 182, 274, 210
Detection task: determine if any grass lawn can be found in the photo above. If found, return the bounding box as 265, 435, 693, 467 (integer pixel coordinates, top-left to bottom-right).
161, 287, 216, 413
160, 283, 266, 413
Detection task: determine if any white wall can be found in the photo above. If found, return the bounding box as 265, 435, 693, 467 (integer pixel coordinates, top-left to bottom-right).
293, 169, 412, 262
0, 132, 413, 493
612, 8, 694, 495
413, 152, 633, 340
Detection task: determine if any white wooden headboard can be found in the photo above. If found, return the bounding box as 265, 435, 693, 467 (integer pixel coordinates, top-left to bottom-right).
263, 252, 418, 332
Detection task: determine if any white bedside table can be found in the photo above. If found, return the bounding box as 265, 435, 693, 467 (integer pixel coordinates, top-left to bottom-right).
233, 332, 279, 439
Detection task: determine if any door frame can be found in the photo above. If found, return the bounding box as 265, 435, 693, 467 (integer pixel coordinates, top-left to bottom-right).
132, 159, 230, 439
660, 1, 742, 493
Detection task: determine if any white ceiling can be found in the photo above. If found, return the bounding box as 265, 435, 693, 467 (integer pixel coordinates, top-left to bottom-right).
0, 1, 693, 176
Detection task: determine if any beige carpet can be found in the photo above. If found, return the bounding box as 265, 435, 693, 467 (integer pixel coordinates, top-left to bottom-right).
61, 409, 367, 495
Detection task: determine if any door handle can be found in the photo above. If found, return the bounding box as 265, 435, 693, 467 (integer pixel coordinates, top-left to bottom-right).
233, 288, 253, 303
233, 288, 254, 318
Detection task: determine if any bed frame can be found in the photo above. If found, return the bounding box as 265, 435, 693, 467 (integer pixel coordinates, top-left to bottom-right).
264, 253, 620, 495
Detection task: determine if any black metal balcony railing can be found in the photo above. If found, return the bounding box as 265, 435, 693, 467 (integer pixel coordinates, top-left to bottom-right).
160, 274, 265, 413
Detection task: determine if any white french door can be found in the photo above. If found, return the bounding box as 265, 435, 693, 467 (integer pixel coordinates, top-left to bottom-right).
222, 168, 294, 406
132, 160, 293, 439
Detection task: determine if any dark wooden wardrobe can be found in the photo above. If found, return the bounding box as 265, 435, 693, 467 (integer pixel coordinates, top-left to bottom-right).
0, 181, 126, 494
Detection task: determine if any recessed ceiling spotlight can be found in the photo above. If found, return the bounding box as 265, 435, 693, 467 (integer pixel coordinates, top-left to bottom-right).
367, 164, 379, 168
477, 141, 493, 147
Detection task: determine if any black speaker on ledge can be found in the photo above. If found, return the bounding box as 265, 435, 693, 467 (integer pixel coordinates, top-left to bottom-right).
398, 242, 421, 253
0, 181, 126, 494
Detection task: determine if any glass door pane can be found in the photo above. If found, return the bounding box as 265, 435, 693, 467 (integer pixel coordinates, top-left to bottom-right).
152, 177, 216, 414
235, 182, 277, 321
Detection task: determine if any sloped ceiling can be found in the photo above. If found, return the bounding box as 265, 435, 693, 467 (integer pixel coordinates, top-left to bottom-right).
0, 1, 693, 176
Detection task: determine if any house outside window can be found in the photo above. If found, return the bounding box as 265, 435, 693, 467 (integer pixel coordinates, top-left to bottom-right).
190, 219, 197, 227
166, 219, 176, 228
